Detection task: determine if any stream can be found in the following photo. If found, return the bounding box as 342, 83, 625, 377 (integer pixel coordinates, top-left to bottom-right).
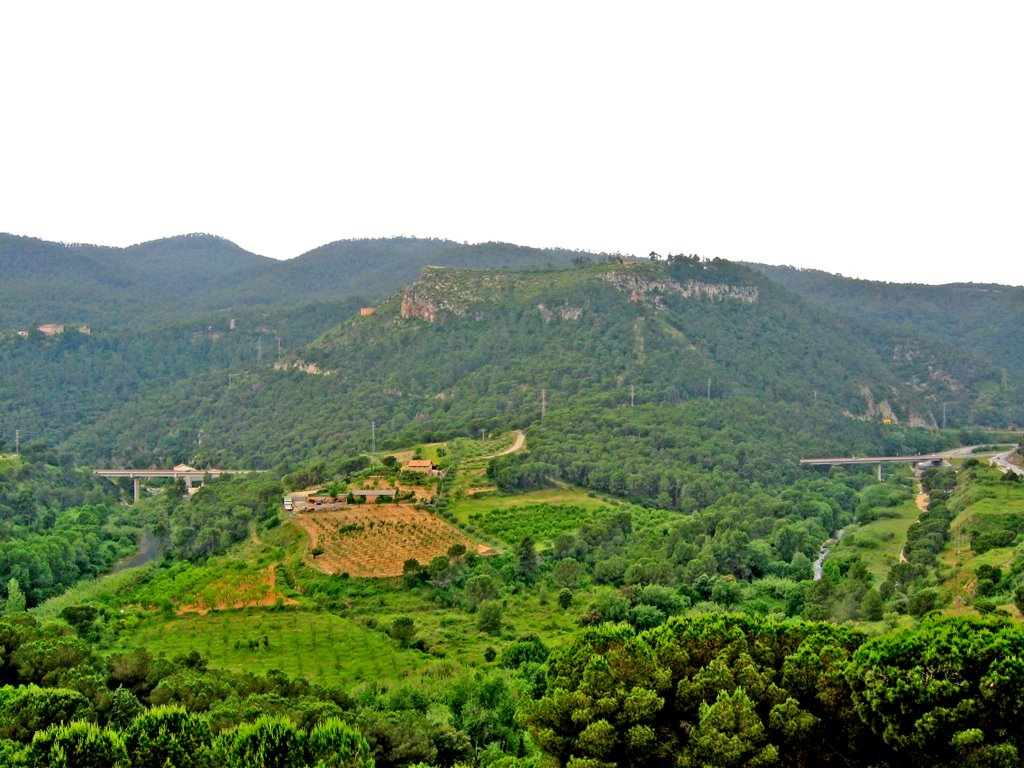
109, 529, 164, 574
812, 528, 845, 581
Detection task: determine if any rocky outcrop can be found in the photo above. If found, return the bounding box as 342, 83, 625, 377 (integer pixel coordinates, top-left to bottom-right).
399, 267, 518, 322
536, 303, 583, 322
599, 271, 758, 308
273, 360, 336, 376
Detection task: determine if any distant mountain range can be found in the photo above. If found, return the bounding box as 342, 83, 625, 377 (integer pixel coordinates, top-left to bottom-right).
1, 234, 1020, 469
0, 233, 588, 330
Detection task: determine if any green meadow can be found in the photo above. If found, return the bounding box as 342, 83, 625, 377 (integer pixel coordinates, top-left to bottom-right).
115, 608, 427, 687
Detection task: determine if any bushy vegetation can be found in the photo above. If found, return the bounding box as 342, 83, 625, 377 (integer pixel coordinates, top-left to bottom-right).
0, 447, 137, 607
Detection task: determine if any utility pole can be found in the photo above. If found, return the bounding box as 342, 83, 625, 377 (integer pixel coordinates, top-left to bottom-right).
371, 421, 376, 453
630, 384, 635, 407
707, 378, 712, 401
277, 336, 282, 358
541, 389, 547, 420
256, 337, 262, 366
14, 428, 19, 454
813, 389, 818, 403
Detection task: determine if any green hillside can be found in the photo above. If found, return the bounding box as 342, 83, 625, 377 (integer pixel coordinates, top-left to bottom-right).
747, 263, 1024, 400
0, 233, 272, 329
59, 257, 983, 474
193, 237, 590, 311
0, 299, 365, 453
0, 234, 587, 331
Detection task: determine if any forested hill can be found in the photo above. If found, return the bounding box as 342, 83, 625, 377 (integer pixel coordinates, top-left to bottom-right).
193, 238, 591, 311
746, 263, 1024, 384
0, 234, 587, 330
61, 257, 1004, 471
0, 233, 271, 329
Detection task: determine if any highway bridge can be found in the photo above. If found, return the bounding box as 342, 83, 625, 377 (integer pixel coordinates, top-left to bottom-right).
799, 453, 950, 467
93, 464, 250, 502
800, 454, 948, 480
800, 446, 1012, 480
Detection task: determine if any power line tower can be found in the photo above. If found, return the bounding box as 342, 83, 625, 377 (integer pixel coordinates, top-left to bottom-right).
371, 420, 376, 453
256, 337, 263, 366
630, 384, 635, 407
541, 389, 547, 420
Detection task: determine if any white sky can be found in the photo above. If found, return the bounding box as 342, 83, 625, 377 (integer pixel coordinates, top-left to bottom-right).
2, 2, 1022, 286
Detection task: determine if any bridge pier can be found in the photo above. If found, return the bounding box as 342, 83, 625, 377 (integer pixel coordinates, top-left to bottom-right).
878, 463, 883, 482
133, 477, 141, 503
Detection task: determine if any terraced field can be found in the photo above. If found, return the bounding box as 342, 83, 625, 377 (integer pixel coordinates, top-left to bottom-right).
294, 505, 478, 576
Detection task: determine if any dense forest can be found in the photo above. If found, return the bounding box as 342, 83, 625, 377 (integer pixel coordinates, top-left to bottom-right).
749, 262, 1024, 388
41, 257, 1013, 469
0, 234, 584, 331
0, 299, 364, 454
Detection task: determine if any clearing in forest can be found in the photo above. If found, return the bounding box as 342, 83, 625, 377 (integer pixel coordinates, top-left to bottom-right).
295, 504, 478, 577
832, 496, 920, 583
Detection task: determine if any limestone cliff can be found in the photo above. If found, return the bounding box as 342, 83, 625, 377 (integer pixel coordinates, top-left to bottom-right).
599, 270, 759, 308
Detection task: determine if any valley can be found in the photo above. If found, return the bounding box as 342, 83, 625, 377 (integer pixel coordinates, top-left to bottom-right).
2, 237, 1024, 767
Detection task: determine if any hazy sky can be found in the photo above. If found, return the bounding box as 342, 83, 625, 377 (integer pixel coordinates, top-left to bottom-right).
2, 2, 1022, 285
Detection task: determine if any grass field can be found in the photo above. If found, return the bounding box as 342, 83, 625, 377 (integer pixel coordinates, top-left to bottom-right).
939, 466, 1024, 615
446, 432, 525, 494
321, 577, 595, 667
451, 487, 613, 524
834, 496, 920, 584
116, 608, 427, 687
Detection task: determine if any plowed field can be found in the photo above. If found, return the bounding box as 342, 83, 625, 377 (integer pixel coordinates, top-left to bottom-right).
295, 504, 477, 577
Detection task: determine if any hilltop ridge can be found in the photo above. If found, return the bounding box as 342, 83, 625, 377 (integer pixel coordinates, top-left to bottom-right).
55, 256, 1008, 469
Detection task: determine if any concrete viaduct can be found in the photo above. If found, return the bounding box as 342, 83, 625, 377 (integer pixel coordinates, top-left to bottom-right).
800, 453, 950, 480
93, 464, 250, 502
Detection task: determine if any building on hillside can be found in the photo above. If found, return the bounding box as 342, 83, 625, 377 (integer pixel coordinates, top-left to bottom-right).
403, 459, 442, 476
77, 325, 91, 335
37, 323, 65, 336
360, 307, 377, 316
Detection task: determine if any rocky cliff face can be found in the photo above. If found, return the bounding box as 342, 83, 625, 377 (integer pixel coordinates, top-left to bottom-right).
398, 263, 760, 324
599, 271, 759, 308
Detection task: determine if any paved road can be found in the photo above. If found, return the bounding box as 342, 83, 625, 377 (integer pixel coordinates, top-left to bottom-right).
990, 447, 1024, 477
